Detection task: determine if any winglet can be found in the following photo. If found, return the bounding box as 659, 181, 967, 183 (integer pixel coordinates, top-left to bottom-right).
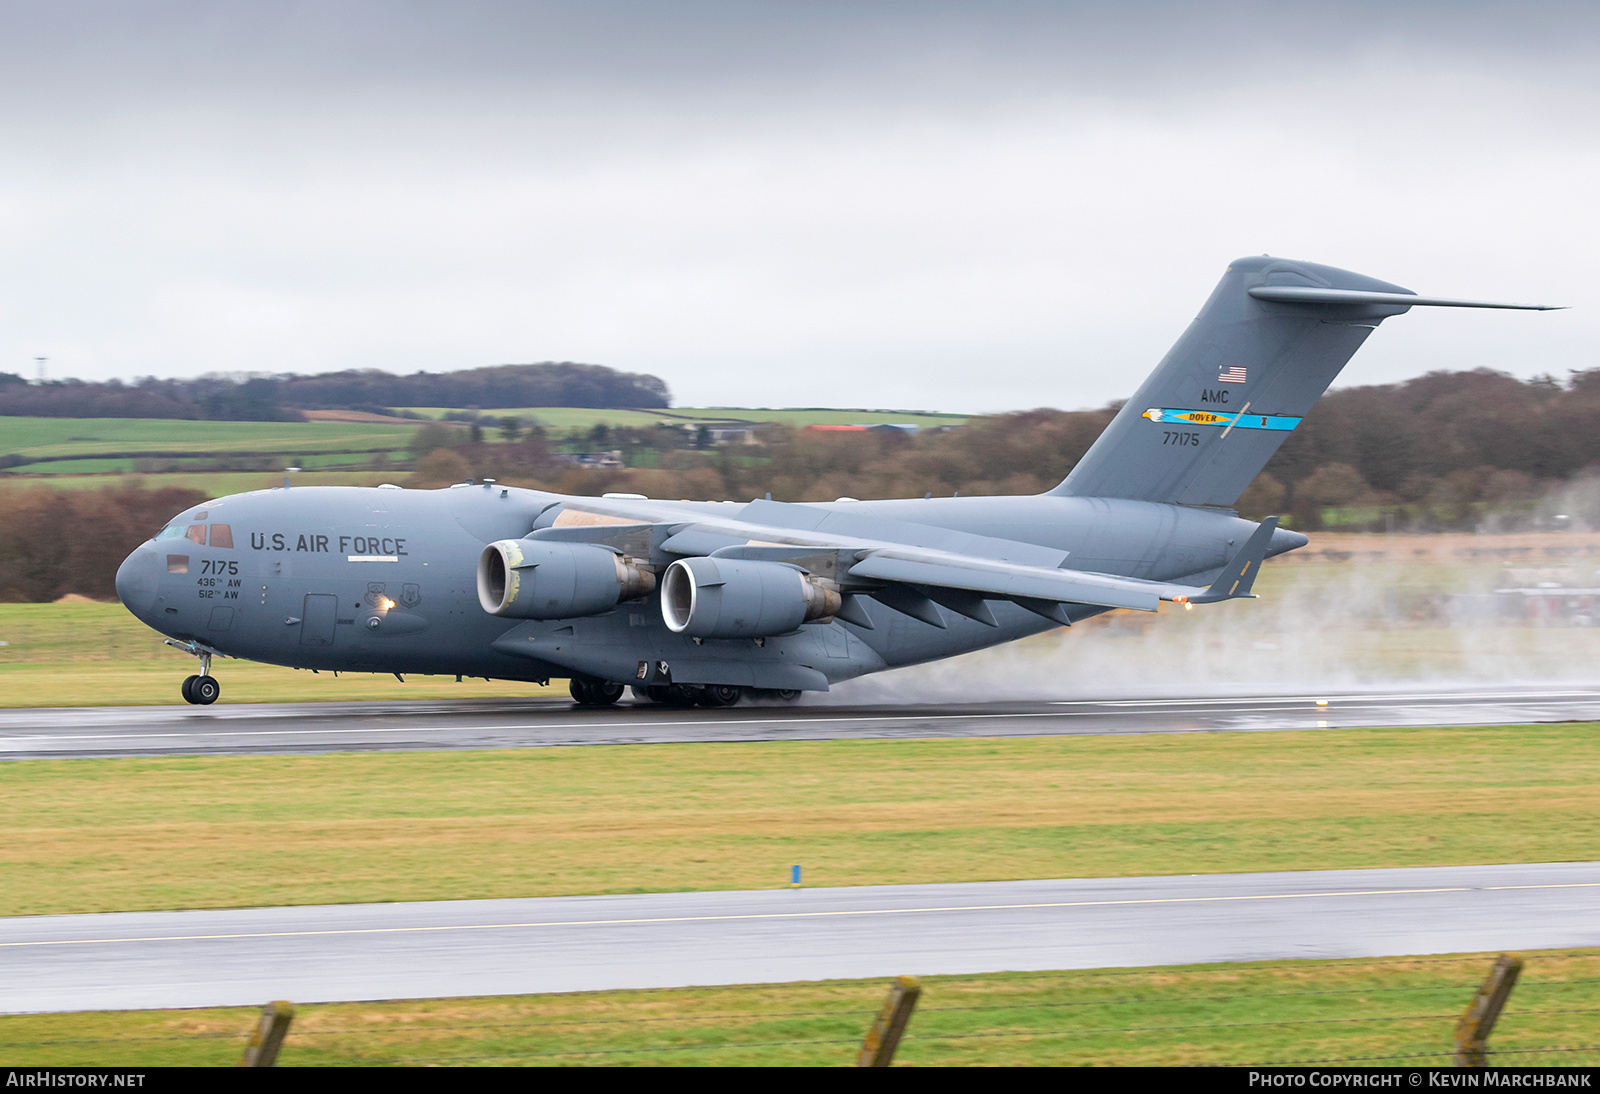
1190, 517, 1279, 604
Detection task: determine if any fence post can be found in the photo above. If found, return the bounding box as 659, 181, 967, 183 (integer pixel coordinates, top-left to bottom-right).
1455, 954, 1522, 1067
240, 1000, 294, 1067
857, 976, 921, 1067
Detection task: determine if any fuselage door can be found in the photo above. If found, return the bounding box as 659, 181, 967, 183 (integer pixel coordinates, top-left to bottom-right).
299, 593, 339, 646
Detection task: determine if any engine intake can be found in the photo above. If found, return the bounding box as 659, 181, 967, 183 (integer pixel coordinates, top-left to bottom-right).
478, 539, 655, 619
661, 557, 841, 638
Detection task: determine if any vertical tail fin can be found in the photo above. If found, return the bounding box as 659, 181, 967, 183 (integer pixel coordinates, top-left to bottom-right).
1050, 256, 1553, 507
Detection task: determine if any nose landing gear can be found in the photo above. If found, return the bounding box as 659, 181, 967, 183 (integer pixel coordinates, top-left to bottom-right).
180, 674, 221, 705
171, 645, 221, 705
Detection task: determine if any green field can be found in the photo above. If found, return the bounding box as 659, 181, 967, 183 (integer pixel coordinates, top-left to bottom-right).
0, 417, 418, 461
398, 406, 968, 429
2, 950, 1592, 1066
0, 407, 968, 494
7, 469, 403, 496
2, 723, 1596, 916
0, 409, 965, 468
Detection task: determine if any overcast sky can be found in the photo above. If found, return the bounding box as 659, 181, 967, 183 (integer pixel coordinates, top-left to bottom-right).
0, 1, 1594, 412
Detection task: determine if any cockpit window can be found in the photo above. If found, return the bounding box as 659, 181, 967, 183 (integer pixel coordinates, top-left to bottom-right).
185, 525, 207, 546
156, 525, 187, 540
209, 524, 234, 549
167, 554, 189, 574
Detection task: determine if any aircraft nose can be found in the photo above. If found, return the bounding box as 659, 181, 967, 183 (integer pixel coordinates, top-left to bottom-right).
115, 544, 161, 619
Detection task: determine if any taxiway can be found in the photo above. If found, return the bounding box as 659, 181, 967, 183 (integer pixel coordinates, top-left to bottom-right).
2, 862, 1596, 1012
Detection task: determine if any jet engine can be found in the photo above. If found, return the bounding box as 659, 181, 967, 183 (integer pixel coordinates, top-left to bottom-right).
478, 539, 656, 619
661, 557, 841, 638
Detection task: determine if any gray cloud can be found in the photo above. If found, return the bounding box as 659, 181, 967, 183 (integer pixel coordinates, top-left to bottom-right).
0, 1, 1594, 410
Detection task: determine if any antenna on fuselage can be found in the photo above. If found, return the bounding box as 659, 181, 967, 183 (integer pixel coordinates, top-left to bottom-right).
283, 466, 301, 489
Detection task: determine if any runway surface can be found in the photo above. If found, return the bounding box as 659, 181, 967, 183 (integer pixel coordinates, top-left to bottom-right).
2, 862, 1597, 1012
3, 685, 1600, 759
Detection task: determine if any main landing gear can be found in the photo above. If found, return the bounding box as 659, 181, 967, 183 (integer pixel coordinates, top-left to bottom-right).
625, 684, 803, 708
569, 675, 625, 706
570, 672, 807, 708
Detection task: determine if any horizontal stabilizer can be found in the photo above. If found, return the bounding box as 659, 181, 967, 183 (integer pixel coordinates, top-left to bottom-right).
1248, 286, 1563, 311
1248, 286, 1561, 311
1053, 256, 1559, 508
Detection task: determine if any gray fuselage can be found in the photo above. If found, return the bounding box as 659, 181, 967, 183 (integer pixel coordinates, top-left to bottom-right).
114, 484, 1293, 691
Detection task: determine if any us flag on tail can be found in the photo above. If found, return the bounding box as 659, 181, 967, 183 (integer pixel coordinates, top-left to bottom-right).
1217, 365, 1247, 384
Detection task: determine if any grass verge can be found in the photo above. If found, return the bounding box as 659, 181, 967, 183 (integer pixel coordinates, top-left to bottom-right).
0, 660, 561, 707
2, 725, 1599, 916
0, 602, 561, 706
2, 950, 1594, 1066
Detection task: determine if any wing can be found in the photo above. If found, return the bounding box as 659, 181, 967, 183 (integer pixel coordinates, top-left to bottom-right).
533, 498, 1277, 630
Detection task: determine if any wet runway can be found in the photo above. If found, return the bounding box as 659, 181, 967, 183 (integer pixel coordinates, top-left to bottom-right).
3, 862, 1597, 1012
2, 685, 1599, 759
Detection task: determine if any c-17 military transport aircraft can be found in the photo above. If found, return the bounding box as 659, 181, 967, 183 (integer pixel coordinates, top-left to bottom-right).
115, 256, 1557, 707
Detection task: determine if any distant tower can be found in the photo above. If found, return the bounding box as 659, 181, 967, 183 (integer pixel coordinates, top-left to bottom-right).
34, 357, 45, 384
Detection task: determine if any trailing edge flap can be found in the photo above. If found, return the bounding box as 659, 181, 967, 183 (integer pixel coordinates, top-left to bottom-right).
1189, 516, 1278, 604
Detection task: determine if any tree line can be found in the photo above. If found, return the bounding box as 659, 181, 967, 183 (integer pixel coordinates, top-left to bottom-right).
0, 363, 670, 421
0, 484, 209, 602
410, 368, 1600, 532
4, 368, 1598, 601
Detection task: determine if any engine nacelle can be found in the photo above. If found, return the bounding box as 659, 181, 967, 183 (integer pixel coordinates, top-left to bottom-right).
661, 556, 842, 638
478, 539, 656, 619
